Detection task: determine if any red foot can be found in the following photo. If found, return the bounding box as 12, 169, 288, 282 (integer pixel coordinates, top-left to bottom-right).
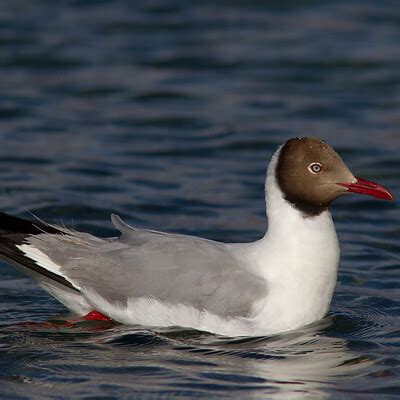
13, 311, 112, 330
82, 310, 112, 321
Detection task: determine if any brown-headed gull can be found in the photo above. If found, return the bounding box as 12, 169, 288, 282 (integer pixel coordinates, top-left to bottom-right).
0, 137, 393, 336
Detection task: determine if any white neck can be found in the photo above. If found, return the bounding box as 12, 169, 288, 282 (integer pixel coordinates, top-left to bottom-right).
246, 147, 341, 334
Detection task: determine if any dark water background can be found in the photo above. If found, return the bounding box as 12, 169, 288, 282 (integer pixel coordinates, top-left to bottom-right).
0, 0, 399, 398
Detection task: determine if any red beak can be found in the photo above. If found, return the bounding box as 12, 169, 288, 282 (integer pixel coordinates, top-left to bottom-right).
337, 177, 393, 201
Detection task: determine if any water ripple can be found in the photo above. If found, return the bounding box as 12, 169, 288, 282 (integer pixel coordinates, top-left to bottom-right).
0, 0, 399, 398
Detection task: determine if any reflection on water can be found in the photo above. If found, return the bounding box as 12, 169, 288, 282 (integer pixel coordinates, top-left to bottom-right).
0, 318, 375, 399
0, 0, 399, 398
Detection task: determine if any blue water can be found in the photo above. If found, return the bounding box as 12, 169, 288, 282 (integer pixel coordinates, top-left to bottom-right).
0, 0, 399, 398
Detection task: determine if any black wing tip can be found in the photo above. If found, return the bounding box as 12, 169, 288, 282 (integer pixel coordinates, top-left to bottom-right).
0, 211, 62, 237
0, 212, 79, 292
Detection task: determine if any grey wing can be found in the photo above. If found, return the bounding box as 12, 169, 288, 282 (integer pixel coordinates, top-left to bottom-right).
25, 215, 267, 318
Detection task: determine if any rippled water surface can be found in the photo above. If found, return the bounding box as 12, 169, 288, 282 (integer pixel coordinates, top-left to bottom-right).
0, 0, 399, 398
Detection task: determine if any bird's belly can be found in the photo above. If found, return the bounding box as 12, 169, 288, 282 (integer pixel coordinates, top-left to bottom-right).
80, 289, 260, 336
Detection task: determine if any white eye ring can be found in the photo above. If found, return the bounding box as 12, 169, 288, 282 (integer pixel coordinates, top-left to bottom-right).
308, 162, 322, 174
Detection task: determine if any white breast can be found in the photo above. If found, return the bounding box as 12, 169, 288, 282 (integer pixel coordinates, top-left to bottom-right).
233, 150, 341, 335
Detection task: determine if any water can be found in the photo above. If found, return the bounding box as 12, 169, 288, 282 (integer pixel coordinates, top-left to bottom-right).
0, 0, 399, 398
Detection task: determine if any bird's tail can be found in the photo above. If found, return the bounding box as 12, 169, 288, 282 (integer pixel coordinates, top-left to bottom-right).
0, 211, 78, 291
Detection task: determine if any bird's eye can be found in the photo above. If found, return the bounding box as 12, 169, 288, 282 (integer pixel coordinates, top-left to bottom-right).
308, 162, 322, 174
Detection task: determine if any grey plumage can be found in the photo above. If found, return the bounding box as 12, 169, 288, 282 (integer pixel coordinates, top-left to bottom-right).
22, 214, 267, 318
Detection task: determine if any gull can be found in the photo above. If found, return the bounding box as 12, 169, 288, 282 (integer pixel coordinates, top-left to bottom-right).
0, 137, 393, 336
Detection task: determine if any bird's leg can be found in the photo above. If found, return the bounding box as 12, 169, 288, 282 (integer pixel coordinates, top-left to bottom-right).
80, 310, 112, 321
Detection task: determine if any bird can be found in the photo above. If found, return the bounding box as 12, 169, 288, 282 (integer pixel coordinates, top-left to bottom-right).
0, 137, 393, 336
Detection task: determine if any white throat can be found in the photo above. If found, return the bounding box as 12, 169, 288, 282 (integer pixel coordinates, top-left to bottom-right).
244, 147, 341, 334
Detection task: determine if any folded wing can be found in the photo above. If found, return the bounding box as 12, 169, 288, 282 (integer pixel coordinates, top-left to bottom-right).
17, 214, 267, 318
